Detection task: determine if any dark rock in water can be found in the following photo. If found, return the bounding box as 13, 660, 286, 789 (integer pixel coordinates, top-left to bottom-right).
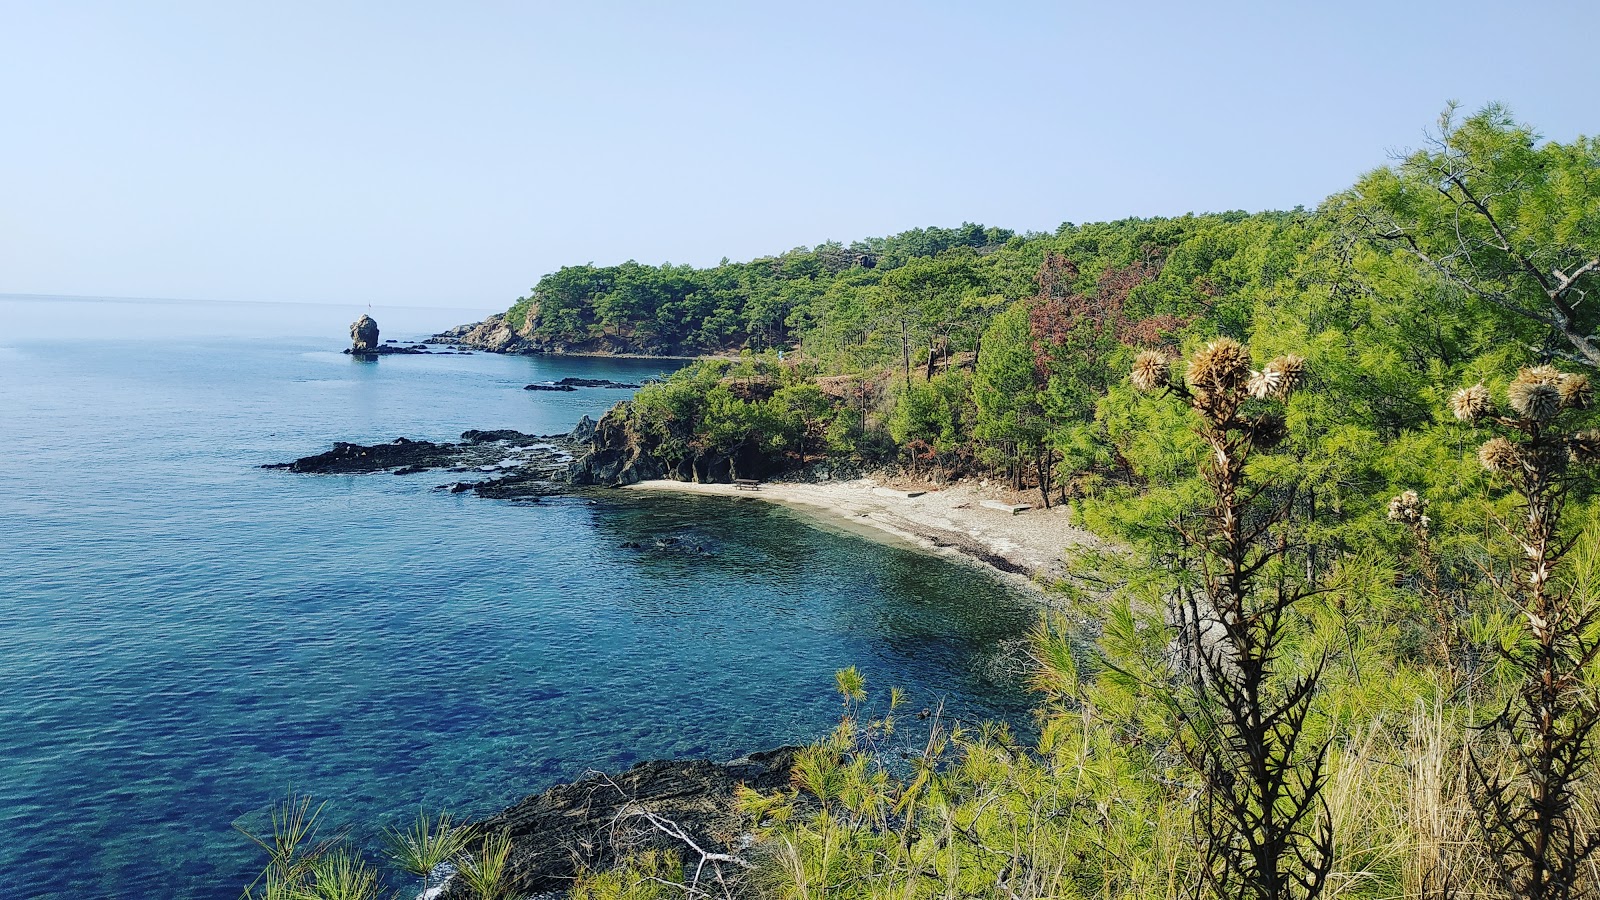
552, 377, 642, 389
350, 314, 380, 352
461, 429, 540, 444
344, 343, 430, 356
467, 472, 561, 500
264, 437, 459, 474
436, 747, 800, 900
525, 377, 646, 391
266, 430, 570, 478
569, 414, 598, 444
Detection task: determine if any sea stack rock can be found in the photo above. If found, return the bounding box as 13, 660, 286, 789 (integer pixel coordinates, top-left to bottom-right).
350, 315, 380, 352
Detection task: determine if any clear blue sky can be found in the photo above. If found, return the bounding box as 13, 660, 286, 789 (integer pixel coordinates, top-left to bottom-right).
3, 0, 1596, 310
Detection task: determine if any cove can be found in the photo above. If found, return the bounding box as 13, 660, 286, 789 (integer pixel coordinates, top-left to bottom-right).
0, 298, 1038, 899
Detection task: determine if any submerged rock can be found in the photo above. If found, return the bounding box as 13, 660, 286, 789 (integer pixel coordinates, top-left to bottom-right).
436, 747, 800, 899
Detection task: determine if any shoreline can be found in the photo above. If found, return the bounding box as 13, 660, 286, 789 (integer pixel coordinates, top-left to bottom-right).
623, 476, 1106, 597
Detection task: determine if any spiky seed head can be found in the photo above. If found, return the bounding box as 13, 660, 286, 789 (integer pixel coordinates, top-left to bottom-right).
1450, 383, 1494, 422
1251, 412, 1288, 449
1479, 437, 1520, 473
1386, 489, 1428, 525
1558, 373, 1593, 410
1507, 372, 1562, 422
1130, 350, 1171, 391
1185, 338, 1251, 394
1266, 355, 1306, 398
1524, 364, 1564, 386
1247, 356, 1308, 400
1570, 430, 1600, 465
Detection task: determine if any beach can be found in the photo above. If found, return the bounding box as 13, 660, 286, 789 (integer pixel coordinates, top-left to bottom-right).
625, 475, 1105, 594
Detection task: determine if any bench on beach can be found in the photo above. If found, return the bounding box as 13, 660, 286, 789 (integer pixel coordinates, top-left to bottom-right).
980, 500, 1032, 516
734, 478, 762, 491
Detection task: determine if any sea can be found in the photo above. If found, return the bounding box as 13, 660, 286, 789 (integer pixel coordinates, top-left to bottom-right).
0, 295, 1039, 899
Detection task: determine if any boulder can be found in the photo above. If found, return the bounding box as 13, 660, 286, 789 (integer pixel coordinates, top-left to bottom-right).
350, 315, 380, 352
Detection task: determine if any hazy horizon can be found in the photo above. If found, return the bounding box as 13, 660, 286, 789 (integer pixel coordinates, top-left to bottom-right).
5, 1, 1598, 310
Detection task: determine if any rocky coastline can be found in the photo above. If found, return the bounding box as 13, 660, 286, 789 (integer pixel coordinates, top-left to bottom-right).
263, 424, 592, 500
426, 315, 708, 359
434, 748, 801, 899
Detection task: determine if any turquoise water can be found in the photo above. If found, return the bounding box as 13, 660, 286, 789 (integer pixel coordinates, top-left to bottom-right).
0, 297, 1038, 899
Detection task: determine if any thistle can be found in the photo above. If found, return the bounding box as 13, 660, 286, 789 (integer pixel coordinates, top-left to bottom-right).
1558, 373, 1593, 410
1508, 372, 1562, 422
1129, 350, 1172, 391
1184, 337, 1252, 395
1129, 340, 1331, 900
1451, 383, 1493, 422
1386, 489, 1429, 531
1450, 365, 1600, 900
1478, 436, 1520, 473
1248, 354, 1306, 400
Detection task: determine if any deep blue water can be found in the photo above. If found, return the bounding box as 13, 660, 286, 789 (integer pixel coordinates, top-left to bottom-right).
0, 297, 1037, 899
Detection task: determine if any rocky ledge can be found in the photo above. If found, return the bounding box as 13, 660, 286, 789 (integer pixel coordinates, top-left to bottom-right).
263, 428, 583, 500
436, 747, 801, 899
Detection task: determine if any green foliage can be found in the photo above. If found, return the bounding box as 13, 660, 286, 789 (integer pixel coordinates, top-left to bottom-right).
382, 808, 474, 897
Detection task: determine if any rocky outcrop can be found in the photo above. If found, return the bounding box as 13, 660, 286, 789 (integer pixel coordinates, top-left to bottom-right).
350, 315, 379, 352
569, 414, 598, 444
264, 430, 574, 499
427, 314, 531, 353
265, 436, 460, 473
436, 747, 800, 900
567, 405, 666, 486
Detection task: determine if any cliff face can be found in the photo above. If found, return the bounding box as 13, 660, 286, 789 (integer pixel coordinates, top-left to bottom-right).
567, 403, 665, 486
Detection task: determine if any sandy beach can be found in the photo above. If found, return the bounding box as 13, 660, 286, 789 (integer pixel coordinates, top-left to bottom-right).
624, 475, 1105, 594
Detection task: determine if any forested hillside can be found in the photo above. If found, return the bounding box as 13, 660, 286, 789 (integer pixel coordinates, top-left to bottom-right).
554, 106, 1600, 900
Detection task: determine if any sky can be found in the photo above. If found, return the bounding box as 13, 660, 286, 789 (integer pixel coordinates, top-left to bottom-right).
3, 0, 1597, 312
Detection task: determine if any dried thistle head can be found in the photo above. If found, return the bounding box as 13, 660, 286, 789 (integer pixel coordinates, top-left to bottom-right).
1130, 350, 1172, 392
1569, 430, 1600, 465
1478, 437, 1521, 473
1185, 337, 1252, 395
1250, 412, 1288, 449
1507, 371, 1563, 422
1558, 373, 1593, 410
1246, 368, 1277, 400
1386, 489, 1428, 525
1523, 364, 1564, 386
1247, 355, 1308, 401
1450, 383, 1494, 423
1266, 355, 1306, 398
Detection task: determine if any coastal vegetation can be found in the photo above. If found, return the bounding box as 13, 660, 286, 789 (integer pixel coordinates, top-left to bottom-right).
254, 105, 1600, 900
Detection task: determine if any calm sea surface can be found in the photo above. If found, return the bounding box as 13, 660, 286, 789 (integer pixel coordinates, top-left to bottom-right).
0, 296, 1037, 899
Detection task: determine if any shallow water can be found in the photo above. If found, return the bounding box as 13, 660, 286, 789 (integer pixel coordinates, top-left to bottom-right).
0, 297, 1038, 899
